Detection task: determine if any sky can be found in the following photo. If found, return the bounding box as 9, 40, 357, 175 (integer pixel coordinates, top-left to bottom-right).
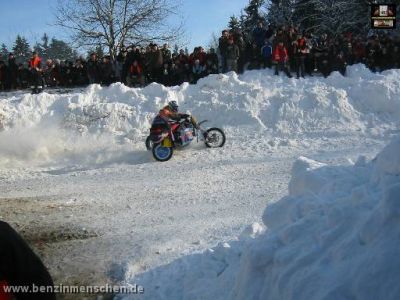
0, 0, 247, 52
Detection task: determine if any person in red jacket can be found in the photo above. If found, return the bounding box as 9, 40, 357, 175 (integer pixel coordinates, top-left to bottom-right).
273, 42, 292, 78
28, 51, 43, 94
126, 59, 145, 87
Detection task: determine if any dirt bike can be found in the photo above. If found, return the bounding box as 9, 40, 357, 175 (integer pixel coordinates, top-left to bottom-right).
146, 117, 226, 162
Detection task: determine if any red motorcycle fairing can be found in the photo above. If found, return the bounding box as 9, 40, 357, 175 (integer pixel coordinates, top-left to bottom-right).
150, 121, 181, 144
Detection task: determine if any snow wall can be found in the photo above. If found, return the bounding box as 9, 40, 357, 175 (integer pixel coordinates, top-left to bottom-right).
0, 64, 399, 167
119, 137, 400, 300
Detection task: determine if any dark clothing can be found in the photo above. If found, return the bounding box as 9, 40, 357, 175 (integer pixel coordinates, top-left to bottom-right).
219, 36, 229, 72
7, 58, 18, 89
225, 43, 240, 72
226, 44, 240, 60
86, 59, 100, 84
0, 221, 56, 300
161, 48, 172, 64
100, 61, 114, 85
252, 27, 267, 48
0, 65, 11, 90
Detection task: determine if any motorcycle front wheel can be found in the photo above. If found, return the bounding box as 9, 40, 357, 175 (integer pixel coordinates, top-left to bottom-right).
204, 128, 226, 148
152, 144, 174, 162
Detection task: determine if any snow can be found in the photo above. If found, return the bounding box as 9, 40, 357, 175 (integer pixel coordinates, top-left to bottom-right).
0, 65, 399, 169
119, 137, 400, 300
0, 65, 399, 299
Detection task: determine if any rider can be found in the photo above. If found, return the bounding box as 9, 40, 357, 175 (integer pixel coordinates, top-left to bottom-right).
158, 101, 188, 122
153, 101, 197, 127
151, 101, 198, 139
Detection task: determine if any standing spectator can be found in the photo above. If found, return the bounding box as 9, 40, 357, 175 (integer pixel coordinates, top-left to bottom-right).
169, 61, 181, 86
161, 44, 172, 64
204, 52, 219, 76
219, 30, 230, 72
0, 61, 11, 90
342, 33, 354, 65
332, 51, 347, 76
146, 43, 163, 83
74, 59, 87, 86
17, 64, 30, 89
225, 37, 240, 73
248, 42, 261, 70
8, 53, 18, 89
86, 53, 100, 84
191, 59, 205, 83
43, 59, 56, 87
176, 49, 189, 66
392, 44, 400, 69
319, 49, 332, 78
126, 59, 145, 87
115, 47, 127, 82
353, 37, 366, 64
206, 48, 219, 68
261, 39, 273, 69
304, 32, 315, 76
293, 34, 308, 78
265, 24, 275, 41
28, 51, 43, 93
64, 61, 75, 86
366, 36, 380, 72
252, 21, 267, 49
273, 41, 292, 78
313, 33, 329, 73
231, 28, 245, 73
160, 63, 171, 86
100, 55, 115, 85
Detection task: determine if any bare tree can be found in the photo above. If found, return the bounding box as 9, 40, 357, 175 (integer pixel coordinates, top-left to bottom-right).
208, 32, 219, 50
54, 0, 183, 59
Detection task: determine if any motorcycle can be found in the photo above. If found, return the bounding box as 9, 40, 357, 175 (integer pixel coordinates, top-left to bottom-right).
146, 117, 226, 162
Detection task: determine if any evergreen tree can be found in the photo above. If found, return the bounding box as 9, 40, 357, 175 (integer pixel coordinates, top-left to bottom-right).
12, 35, 31, 64
40, 33, 50, 60
33, 42, 43, 58
1, 44, 8, 61
47, 38, 77, 60
242, 0, 266, 34
87, 44, 104, 59
228, 15, 241, 31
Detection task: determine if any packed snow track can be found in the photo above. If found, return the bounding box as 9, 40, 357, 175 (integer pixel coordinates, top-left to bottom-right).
0, 65, 399, 299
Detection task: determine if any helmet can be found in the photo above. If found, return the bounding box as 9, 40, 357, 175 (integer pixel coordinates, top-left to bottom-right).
168, 101, 179, 112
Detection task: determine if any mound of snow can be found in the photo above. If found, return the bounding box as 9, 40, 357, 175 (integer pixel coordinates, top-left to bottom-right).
0, 65, 399, 167
119, 137, 400, 300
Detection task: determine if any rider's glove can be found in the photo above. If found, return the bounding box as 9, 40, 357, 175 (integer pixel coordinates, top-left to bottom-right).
181, 114, 190, 119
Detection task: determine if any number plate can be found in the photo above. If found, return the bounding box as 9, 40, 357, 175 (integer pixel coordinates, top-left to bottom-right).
162, 137, 172, 147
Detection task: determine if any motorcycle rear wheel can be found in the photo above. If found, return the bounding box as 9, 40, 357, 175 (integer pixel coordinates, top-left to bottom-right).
152, 144, 174, 162
145, 136, 153, 151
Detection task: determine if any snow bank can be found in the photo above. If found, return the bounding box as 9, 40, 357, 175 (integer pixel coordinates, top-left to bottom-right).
0, 65, 399, 167
120, 137, 400, 300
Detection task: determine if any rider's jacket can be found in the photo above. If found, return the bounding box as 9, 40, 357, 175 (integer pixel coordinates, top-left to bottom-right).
152, 106, 196, 131
158, 105, 182, 122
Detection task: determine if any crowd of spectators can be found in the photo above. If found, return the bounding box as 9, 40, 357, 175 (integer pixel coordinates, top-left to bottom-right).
1, 22, 400, 92
219, 22, 400, 79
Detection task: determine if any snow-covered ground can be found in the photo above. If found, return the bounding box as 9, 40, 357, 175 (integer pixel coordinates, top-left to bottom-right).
0, 65, 399, 299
